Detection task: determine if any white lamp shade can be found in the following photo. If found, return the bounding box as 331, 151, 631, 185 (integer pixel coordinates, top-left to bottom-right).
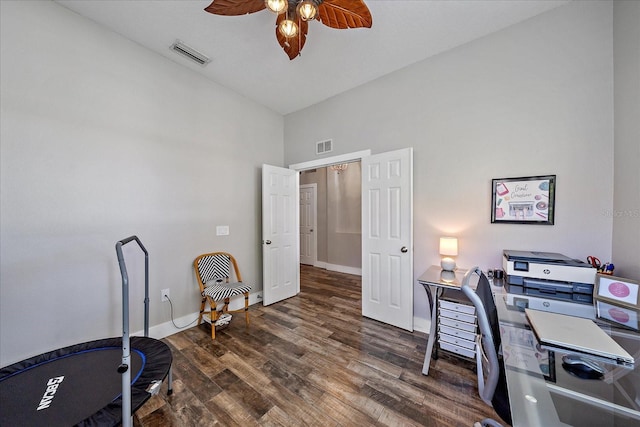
439, 237, 458, 256
439, 237, 458, 271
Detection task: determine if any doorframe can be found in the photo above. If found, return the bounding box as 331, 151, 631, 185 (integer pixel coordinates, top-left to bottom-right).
289, 150, 372, 172
289, 149, 418, 331
299, 183, 317, 266
290, 151, 371, 275
290, 150, 371, 274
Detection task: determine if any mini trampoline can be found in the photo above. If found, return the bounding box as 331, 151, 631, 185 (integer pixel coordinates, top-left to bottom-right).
0, 236, 173, 427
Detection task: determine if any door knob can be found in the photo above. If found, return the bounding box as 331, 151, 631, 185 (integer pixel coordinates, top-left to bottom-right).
401, 246, 408, 253
265, 240, 272, 245
310, 229, 314, 232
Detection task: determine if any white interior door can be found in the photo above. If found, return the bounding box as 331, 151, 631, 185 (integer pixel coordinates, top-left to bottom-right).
299, 184, 317, 266
361, 148, 413, 331
262, 164, 300, 306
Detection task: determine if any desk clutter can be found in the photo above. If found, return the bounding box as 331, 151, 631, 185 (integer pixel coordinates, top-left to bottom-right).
587, 255, 615, 275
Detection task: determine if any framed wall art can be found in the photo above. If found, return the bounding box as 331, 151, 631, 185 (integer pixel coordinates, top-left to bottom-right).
491, 175, 556, 225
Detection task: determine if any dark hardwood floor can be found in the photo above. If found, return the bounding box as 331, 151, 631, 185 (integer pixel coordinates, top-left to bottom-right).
135, 265, 500, 426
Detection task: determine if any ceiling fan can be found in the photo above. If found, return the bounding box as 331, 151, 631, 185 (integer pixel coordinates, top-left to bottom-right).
204, 0, 372, 60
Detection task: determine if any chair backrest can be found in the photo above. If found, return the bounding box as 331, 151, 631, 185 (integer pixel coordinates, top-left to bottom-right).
194, 252, 243, 291
461, 267, 500, 406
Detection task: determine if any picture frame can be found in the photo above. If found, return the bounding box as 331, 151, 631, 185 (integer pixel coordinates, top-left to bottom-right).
594, 273, 640, 310
491, 175, 556, 225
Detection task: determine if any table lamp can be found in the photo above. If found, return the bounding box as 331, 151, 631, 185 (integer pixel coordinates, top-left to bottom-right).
439, 237, 458, 271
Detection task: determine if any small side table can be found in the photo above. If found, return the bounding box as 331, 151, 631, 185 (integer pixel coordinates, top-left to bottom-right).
417, 266, 471, 375
418, 265, 504, 375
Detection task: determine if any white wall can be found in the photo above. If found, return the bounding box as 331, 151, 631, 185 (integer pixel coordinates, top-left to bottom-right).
284, 1, 615, 326
612, 1, 640, 279
0, 1, 283, 366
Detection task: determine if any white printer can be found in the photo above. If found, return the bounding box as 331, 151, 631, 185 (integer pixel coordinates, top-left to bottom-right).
503, 250, 597, 317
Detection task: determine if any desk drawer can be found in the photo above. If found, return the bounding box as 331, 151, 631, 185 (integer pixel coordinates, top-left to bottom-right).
439, 325, 477, 342
439, 308, 476, 324
439, 332, 476, 350
439, 299, 476, 315
439, 340, 476, 358
439, 316, 477, 333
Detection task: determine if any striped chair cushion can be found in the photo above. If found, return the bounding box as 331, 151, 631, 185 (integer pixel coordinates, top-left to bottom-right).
204, 280, 252, 301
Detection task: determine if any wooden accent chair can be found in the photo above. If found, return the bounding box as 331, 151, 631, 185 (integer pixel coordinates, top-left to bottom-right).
194, 252, 252, 339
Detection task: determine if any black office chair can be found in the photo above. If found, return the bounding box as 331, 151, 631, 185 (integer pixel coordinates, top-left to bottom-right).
461, 267, 512, 427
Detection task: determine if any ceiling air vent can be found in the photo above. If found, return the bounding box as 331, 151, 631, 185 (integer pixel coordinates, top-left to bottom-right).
171, 40, 211, 66
316, 139, 333, 155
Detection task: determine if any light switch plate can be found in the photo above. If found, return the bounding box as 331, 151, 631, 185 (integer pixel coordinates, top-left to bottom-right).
216, 225, 229, 236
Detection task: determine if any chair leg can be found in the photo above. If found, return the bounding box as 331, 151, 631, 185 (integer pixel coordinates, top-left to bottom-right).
208, 297, 219, 340
198, 297, 206, 325
244, 292, 250, 327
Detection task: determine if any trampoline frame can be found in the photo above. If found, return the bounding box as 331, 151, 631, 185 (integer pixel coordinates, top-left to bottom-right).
0, 236, 173, 427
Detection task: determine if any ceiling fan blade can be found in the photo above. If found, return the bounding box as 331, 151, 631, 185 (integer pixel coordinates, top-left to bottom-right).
204, 0, 266, 16
276, 14, 309, 60
317, 0, 372, 29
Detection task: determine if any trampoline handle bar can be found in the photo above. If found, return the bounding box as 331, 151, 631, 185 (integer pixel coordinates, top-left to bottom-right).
115, 236, 150, 337
115, 235, 149, 427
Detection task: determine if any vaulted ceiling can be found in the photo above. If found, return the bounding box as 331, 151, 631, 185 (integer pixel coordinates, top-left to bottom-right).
56, 0, 568, 114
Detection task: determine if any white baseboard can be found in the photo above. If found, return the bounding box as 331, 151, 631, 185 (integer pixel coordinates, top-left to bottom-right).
139, 291, 263, 340
325, 263, 362, 276
309, 262, 361, 276
142, 292, 430, 340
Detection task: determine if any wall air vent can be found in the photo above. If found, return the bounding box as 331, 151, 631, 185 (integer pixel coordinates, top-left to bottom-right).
171, 40, 211, 66
316, 139, 333, 155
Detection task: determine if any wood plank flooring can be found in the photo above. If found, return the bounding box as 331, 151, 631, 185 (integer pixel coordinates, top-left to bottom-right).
135, 265, 501, 426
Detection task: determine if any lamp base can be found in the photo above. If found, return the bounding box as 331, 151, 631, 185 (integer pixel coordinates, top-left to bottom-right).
440, 270, 456, 282
440, 257, 456, 271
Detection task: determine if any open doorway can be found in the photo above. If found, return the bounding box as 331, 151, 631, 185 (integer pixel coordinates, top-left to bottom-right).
299, 162, 362, 276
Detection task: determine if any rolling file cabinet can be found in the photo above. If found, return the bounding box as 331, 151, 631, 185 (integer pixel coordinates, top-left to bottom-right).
437, 290, 478, 359
418, 265, 503, 375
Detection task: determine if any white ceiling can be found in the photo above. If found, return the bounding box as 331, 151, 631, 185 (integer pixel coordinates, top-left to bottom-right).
56, 0, 568, 115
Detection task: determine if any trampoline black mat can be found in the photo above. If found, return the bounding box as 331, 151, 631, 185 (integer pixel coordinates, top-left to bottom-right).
0, 336, 172, 426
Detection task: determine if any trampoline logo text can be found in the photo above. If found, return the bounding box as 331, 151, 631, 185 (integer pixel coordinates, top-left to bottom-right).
36, 376, 65, 411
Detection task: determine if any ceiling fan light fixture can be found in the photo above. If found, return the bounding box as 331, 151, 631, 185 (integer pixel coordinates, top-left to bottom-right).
265, 0, 287, 14
278, 18, 299, 38
297, 0, 318, 21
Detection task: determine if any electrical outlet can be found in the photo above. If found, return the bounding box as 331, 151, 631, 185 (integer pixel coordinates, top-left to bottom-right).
161, 288, 170, 302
